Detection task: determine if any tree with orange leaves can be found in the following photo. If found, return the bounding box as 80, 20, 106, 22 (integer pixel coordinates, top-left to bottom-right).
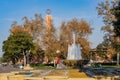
60, 19, 93, 59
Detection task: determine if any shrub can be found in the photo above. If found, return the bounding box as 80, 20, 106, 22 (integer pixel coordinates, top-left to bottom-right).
63, 60, 86, 68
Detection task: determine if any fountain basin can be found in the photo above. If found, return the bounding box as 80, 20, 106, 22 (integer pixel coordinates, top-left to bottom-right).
63, 60, 88, 68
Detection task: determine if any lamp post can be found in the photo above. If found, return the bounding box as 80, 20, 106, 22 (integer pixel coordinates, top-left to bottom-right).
56, 50, 60, 68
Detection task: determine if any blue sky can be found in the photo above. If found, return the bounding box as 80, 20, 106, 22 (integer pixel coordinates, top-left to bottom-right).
0, 0, 105, 57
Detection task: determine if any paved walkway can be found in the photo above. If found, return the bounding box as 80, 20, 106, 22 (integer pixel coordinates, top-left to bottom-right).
0, 65, 22, 73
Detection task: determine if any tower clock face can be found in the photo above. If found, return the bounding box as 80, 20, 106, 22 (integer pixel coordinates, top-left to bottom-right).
46, 9, 51, 15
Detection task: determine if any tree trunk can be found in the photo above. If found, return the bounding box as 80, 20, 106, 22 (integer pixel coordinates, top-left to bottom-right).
117, 52, 119, 66
23, 51, 26, 66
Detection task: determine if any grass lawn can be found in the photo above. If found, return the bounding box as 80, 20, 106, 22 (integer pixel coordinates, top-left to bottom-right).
48, 70, 67, 76
102, 65, 120, 68
68, 69, 88, 78
47, 69, 89, 78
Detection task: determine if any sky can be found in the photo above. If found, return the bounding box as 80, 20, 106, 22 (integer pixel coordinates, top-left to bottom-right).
0, 0, 105, 57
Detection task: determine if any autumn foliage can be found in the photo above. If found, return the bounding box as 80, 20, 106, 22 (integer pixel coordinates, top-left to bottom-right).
2, 13, 93, 63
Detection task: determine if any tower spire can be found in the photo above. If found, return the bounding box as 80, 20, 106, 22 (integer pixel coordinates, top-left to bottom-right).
46, 9, 51, 15
46, 9, 52, 31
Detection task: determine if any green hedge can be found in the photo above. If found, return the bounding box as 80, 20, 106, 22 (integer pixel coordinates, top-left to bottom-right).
30, 63, 54, 69
93, 62, 117, 66
63, 60, 89, 68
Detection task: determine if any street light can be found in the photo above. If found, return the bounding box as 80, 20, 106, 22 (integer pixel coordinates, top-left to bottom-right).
56, 50, 60, 54
56, 50, 60, 68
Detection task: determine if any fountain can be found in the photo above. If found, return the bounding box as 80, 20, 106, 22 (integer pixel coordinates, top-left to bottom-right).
62, 32, 84, 68
67, 32, 82, 60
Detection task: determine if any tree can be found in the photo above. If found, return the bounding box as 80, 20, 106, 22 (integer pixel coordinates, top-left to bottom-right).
11, 14, 45, 43
22, 14, 45, 41
97, 0, 120, 62
2, 30, 35, 65
17, 14, 58, 63
29, 44, 44, 64
9, 14, 47, 63
42, 22, 58, 62
9, 14, 58, 63
96, 39, 115, 60
60, 19, 93, 59
97, 0, 120, 39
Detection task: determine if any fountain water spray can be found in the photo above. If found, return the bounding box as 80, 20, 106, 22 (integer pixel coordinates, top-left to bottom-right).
67, 32, 82, 60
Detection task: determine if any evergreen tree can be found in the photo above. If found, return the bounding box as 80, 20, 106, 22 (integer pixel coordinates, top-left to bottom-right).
2, 31, 35, 65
